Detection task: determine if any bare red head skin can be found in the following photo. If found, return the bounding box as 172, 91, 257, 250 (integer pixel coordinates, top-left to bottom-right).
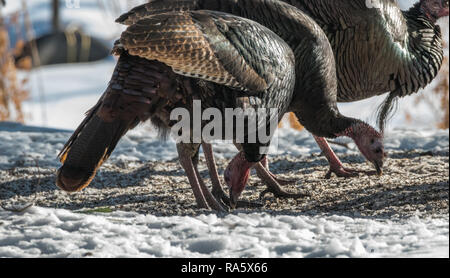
224, 152, 257, 208
336, 122, 386, 175
421, 0, 449, 21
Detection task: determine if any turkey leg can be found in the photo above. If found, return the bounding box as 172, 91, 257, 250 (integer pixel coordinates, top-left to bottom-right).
193, 163, 228, 212
256, 156, 297, 185
176, 143, 225, 211
232, 143, 305, 200
255, 162, 309, 200
313, 136, 376, 179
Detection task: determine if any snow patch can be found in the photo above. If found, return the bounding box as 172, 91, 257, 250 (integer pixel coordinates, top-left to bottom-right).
0, 207, 447, 258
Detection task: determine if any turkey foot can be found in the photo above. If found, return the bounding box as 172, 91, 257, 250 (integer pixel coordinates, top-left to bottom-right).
256, 156, 297, 186
255, 163, 308, 200
325, 166, 380, 179
325, 165, 360, 179
202, 143, 263, 209
214, 187, 264, 209
232, 143, 304, 200
315, 136, 381, 179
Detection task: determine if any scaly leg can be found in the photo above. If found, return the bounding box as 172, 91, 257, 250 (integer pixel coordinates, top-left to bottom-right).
193, 166, 228, 212
232, 143, 305, 201
177, 143, 209, 208
177, 143, 225, 211
191, 148, 227, 212
257, 156, 297, 186
256, 162, 308, 200
314, 136, 373, 179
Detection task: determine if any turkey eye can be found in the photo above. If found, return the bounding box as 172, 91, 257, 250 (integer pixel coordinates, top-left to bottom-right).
370, 139, 375, 144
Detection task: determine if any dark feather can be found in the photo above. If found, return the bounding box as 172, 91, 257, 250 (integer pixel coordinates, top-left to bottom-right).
56, 9, 296, 192
134, 0, 445, 131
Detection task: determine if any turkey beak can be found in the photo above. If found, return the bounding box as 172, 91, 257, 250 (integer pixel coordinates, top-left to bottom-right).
229, 188, 238, 209
374, 161, 383, 176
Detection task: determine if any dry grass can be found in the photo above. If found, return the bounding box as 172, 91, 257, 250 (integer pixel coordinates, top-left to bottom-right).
407, 38, 449, 130
278, 113, 305, 131
288, 112, 304, 131
0, 17, 29, 123
435, 56, 449, 129
413, 55, 449, 129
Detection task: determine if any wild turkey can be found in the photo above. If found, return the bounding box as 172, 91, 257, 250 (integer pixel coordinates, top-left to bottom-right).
55, 10, 297, 210
57, 0, 383, 209
124, 0, 447, 126
118, 0, 387, 202
123, 0, 446, 181
275, 0, 448, 178
56, 3, 385, 209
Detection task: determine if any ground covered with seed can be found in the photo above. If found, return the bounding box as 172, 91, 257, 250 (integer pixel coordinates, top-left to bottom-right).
1, 149, 447, 219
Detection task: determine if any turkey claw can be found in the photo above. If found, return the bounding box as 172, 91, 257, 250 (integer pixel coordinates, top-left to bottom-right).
270, 175, 298, 186
213, 188, 263, 209
325, 167, 382, 179
325, 167, 360, 179
259, 187, 308, 201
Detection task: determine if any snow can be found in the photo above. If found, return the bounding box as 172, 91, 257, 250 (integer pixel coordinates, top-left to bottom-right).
2, 0, 144, 44
0, 110, 448, 259
0, 207, 448, 258
0, 0, 448, 258
0, 121, 448, 170
22, 59, 116, 129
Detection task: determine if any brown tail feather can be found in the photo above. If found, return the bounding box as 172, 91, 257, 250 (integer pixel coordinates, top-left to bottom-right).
56, 110, 132, 192
56, 52, 179, 193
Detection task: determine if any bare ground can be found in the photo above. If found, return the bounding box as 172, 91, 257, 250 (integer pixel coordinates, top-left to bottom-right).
0, 149, 448, 218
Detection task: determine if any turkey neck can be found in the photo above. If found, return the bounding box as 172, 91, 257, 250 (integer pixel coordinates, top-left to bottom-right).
399, 3, 444, 97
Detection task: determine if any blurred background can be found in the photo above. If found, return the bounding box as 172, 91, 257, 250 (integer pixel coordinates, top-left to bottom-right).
0, 0, 448, 132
